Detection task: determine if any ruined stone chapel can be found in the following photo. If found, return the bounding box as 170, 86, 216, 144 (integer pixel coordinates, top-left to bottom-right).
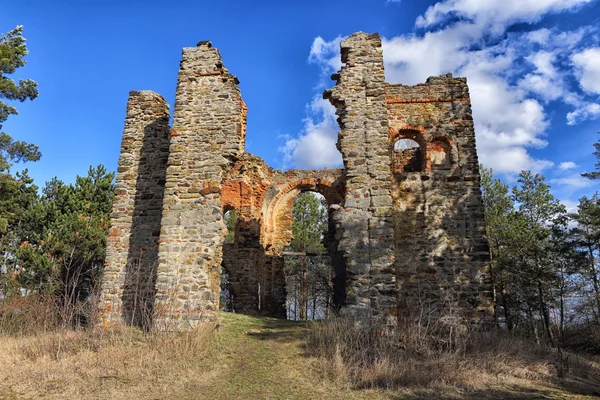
99, 32, 493, 330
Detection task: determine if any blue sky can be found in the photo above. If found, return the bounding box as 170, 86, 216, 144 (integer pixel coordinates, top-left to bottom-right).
1, 0, 599, 210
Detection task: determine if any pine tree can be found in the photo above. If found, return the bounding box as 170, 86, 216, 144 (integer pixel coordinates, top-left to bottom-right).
0, 25, 39, 171
290, 192, 327, 254
571, 194, 600, 321
12, 166, 114, 322
581, 132, 600, 180
481, 166, 516, 329
0, 25, 40, 267
511, 171, 566, 344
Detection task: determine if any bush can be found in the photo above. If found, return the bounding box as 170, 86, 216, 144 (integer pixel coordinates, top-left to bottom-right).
0, 294, 60, 335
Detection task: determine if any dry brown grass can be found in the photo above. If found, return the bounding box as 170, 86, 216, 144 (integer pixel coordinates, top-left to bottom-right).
0, 316, 218, 399
1, 295, 600, 400
305, 317, 600, 394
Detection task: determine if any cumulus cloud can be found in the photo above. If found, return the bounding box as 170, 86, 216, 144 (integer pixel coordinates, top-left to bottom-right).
572, 47, 600, 94
567, 103, 600, 125
415, 0, 592, 31
308, 36, 343, 86
559, 161, 578, 170
279, 97, 342, 169
280, 0, 600, 173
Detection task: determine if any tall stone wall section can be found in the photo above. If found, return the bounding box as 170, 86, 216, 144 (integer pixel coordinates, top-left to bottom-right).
99, 91, 171, 328
153, 42, 246, 329
325, 33, 397, 319
386, 76, 493, 321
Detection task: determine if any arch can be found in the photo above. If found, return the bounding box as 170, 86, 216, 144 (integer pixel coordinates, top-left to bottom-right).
429, 136, 452, 170
259, 174, 346, 319
391, 129, 425, 173
261, 176, 344, 254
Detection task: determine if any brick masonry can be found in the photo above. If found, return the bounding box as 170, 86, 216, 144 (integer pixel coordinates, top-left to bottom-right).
99, 32, 493, 330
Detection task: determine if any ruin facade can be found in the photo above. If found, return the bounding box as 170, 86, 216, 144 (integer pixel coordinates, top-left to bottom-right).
99, 32, 493, 330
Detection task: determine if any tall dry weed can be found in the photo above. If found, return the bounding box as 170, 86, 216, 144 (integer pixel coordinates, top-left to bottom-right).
306, 317, 570, 390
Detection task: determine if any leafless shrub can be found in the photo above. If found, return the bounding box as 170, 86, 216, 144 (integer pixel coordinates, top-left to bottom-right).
0, 294, 61, 335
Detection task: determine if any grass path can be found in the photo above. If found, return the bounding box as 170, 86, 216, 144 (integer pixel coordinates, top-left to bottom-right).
197, 313, 376, 399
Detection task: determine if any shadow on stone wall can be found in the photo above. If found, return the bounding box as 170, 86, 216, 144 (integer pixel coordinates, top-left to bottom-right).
122, 118, 170, 330
393, 172, 491, 324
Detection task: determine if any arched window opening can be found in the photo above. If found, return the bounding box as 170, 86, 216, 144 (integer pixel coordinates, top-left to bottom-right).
283, 191, 333, 320
392, 137, 422, 172
430, 140, 451, 169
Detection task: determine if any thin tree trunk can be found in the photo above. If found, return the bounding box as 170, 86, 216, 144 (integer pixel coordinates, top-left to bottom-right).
586, 243, 600, 323
527, 305, 540, 345
500, 283, 513, 331
538, 280, 555, 347
490, 239, 500, 325
300, 257, 307, 321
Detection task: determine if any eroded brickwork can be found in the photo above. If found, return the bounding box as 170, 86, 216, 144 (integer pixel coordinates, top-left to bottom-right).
100, 32, 492, 330
220, 154, 344, 317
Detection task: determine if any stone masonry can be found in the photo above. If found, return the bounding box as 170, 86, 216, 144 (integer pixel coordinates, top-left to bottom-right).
99, 32, 493, 330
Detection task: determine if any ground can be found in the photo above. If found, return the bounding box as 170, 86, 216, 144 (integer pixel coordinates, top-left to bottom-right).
0, 313, 599, 399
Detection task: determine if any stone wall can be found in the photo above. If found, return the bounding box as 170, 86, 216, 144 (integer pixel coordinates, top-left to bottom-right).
99, 91, 171, 328
153, 42, 247, 329
325, 33, 397, 319
100, 32, 492, 330
385, 76, 492, 321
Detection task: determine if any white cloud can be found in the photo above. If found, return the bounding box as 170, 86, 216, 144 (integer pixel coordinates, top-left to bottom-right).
525, 28, 552, 45
572, 47, 600, 94
560, 199, 579, 214
279, 36, 345, 169
416, 0, 592, 32
308, 36, 343, 77
550, 173, 595, 189
279, 97, 342, 169
558, 161, 577, 170
566, 103, 600, 125
280, 0, 599, 173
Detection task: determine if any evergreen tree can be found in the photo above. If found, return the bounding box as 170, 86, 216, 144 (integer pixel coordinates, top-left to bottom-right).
224, 210, 238, 244
481, 166, 517, 329
582, 132, 600, 180
570, 194, 600, 321
511, 171, 566, 345
0, 169, 41, 295
0, 25, 39, 171
0, 25, 40, 262
10, 166, 114, 322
